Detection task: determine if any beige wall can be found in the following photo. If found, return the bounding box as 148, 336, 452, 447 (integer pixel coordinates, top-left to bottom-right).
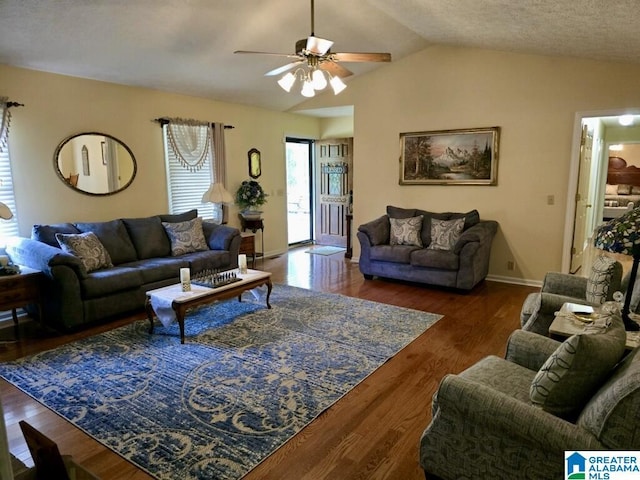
7, 43, 640, 284
0, 64, 320, 256
299, 46, 640, 283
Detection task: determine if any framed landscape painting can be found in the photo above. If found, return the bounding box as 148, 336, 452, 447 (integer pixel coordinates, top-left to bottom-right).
399, 126, 500, 185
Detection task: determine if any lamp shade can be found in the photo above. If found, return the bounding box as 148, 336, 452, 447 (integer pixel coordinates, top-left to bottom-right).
0, 202, 12, 220
594, 207, 640, 256
202, 183, 234, 204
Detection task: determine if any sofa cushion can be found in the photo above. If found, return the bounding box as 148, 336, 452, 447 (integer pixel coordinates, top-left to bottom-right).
80, 265, 144, 298
75, 220, 138, 265
122, 216, 171, 259
55, 232, 113, 273
386, 205, 416, 219
370, 245, 419, 264
585, 255, 620, 304
428, 218, 465, 251
411, 249, 460, 270
159, 209, 198, 223
32, 223, 80, 247
357, 215, 390, 246
182, 250, 232, 272
450, 209, 481, 230
120, 257, 189, 284
530, 309, 626, 418
389, 215, 423, 247
162, 217, 209, 256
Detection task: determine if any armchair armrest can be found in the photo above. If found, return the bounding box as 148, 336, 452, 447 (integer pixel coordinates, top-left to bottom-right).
542, 272, 588, 298
453, 220, 498, 254
357, 215, 389, 246
6, 236, 86, 278
505, 329, 561, 371
431, 374, 601, 451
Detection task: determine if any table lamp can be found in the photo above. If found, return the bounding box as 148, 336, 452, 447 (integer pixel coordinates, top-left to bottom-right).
202, 183, 233, 223
202, 183, 233, 204
594, 207, 640, 330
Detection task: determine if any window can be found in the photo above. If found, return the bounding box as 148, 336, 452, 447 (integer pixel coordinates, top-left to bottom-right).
0, 100, 18, 239
162, 122, 219, 222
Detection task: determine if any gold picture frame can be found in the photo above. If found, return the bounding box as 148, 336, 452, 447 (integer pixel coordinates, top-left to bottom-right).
399, 126, 500, 185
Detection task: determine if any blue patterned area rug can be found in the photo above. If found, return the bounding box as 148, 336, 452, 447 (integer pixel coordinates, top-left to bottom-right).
0, 285, 441, 480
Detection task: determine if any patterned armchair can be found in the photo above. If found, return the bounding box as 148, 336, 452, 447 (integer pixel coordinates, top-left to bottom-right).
420, 316, 639, 479
520, 255, 623, 335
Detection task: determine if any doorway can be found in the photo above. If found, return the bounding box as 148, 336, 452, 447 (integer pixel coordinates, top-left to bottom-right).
565, 111, 640, 273
314, 138, 353, 247
286, 138, 313, 245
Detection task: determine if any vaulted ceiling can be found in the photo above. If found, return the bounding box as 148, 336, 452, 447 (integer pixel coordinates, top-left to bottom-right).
1, 1, 639, 112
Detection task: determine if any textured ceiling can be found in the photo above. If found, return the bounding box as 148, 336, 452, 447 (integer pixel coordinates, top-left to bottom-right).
1, 0, 639, 113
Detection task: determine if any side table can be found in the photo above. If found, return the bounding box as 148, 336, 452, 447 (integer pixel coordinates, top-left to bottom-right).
239, 232, 256, 268
0, 266, 45, 338
550, 302, 640, 350
345, 213, 353, 259
239, 216, 264, 266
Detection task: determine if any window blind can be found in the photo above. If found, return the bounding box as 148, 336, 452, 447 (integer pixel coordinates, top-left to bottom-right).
163, 126, 221, 222
0, 139, 18, 239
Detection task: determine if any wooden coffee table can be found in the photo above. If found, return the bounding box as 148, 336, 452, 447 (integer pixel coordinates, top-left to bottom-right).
145, 269, 272, 343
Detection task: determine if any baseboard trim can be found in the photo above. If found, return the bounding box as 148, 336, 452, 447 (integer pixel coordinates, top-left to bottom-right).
486, 274, 542, 287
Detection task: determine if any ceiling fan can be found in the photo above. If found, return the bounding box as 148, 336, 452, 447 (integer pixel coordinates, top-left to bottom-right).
234, 0, 391, 96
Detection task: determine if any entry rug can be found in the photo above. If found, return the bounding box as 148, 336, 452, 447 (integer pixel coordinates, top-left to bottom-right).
0, 285, 441, 479
304, 245, 346, 256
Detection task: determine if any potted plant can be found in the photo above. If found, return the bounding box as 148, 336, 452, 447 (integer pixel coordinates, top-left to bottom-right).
235, 180, 268, 219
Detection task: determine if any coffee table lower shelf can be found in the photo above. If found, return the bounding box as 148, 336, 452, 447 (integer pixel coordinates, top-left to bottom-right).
145, 270, 272, 344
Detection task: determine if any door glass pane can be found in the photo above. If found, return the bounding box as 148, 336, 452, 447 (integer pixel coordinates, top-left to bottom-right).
286, 140, 312, 245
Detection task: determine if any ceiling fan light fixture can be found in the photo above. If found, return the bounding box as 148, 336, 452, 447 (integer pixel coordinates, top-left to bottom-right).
311, 69, 327, 90
329, 75, 347, 95
277, 72, 297, 92
619, 114, 634, 126
301, 79, 316, 97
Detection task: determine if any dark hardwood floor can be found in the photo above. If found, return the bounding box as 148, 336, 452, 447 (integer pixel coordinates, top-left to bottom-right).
0, 247, 537, 479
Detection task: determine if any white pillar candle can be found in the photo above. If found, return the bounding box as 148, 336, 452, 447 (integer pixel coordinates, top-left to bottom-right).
238, 254, 247, 273
180, 268, 191, 292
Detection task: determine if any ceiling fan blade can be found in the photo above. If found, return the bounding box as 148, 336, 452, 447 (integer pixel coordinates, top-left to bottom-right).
306, 36, 333, 55
320, 61, 353, 78
332, 52, 392, 63
234, 50, 301, 59
265, 60, 304, 77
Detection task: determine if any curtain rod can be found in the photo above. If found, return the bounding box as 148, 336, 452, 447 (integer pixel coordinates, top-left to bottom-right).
154, 117, 234, 129
6, 101, 24, 108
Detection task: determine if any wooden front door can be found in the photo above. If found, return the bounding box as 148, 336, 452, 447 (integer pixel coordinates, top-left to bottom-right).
315, 138, 353, 247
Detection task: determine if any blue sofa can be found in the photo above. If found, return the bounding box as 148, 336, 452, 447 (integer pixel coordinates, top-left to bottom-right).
357, 206, 498, 290
7, 209, 241, 331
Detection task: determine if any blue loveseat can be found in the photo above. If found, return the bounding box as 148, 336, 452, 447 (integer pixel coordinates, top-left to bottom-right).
357, 206, 498, 290
7, 209, 241, 331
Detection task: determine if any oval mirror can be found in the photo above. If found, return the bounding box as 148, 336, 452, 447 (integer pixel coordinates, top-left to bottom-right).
54, 132, 137, 196
248, 148, 261, 179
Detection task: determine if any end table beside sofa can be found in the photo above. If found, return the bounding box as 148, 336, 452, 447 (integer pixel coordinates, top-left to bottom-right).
7, 209, 241, 331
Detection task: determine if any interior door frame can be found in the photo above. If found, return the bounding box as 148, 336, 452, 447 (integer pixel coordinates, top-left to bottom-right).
563, 108, 640, 272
